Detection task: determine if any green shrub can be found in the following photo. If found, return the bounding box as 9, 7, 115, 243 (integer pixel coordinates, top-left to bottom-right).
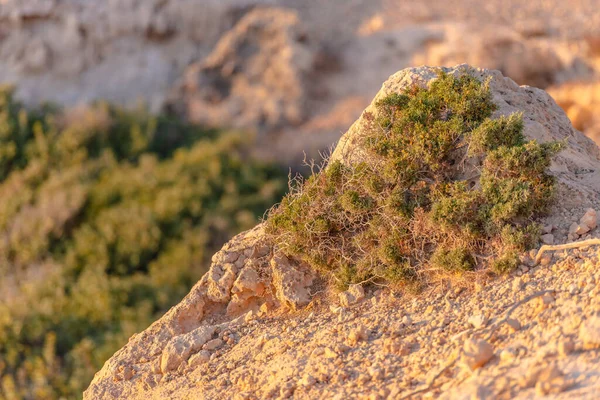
267, 71, 562, 289
0, 89, 287, 400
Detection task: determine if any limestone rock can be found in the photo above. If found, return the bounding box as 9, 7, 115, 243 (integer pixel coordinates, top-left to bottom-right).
169, 7, 315, 133
461, 338, 494, 371
339, 284, 365, 307
330, 65, 600, 199
270, 253, 315, 310
580, 208, 598, 231
580, 316, 600, 349
540, 233, 554, 245
160, 326, 216, 373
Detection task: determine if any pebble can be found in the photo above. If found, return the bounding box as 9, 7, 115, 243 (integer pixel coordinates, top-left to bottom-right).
580, 208, 597, 231
461, 338, 494, 371
468, 314, 488, 329
558, 339, 574, 358
188, 350, 211, 367
204, 339, 224, 351
505, 318, 521, 332
541, 233, 554, 245
579, 316, 600, 349
534, 364, 570, 396
348, 326, 369, 345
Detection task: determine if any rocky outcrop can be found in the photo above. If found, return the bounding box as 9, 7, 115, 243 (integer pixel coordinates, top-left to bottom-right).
85, 65, 600, 399
168, 7, 315, 132
84, 224, 318, 399
331, 65, 600, 206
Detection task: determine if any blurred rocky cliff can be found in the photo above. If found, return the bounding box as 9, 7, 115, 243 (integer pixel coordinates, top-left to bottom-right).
1, 0, 600, 160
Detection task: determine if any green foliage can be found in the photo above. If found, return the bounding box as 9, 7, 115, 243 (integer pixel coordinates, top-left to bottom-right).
267, 70, 561, 288
431, 247, 476, 273
0, 88, 287, 400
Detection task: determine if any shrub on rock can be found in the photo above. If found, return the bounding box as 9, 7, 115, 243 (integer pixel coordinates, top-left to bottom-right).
267, 71, 563, 289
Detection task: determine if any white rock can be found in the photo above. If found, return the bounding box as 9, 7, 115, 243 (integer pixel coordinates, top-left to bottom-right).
580, 316, 600, 349
461, 338, 494, 371
468, 314, 488, 329
338, 284, 365, 306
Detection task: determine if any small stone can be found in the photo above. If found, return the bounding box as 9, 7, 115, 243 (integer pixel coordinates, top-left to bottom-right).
576, 224, 591, 236
468, 314, 488, 329
338, 284, 365, 306
401, 315, 412, 326
580, 316, 600, 349
500, 347, 519, 362
244, 310, 256, 323
368, 366, 384, 380
542, 293, 555, 306
580, 208, 597, 231
461, 338, 494, 371
382, 338, 410, 355
540, 233, 554, 245
204, 338, 223, 351
505, 318, 521, 332
512, 277, 524, 291
188, 350, 211, 367
558, 339, 574, 358
348, 326, 369, 345
568, 284, 579, 295
534, 364, 570, 396
569, 222, 579, 235
542, 224, 553, 234
539, 253, 552, 266
298, 374, 316, 388
324, 347, 338, 359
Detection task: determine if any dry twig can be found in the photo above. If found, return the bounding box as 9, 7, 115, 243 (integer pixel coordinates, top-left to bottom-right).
534, 238, 600, 265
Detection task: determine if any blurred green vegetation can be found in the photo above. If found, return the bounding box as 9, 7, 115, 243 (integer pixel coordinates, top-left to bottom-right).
0, 87, 288, 400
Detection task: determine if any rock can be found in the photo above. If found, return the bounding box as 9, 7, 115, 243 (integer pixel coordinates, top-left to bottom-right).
540, 253, 553, 266
576, 224, 591, 236
468, 314, 488, 329
324, 347, 338, 359
207, 263, 237, 303
84, 64, 600, 400
534, 364, 571, 396
298, 374, 316, 388
412, 24, 564, 89
204, 338, 224, 351
0, 0, 254, 110
505, 318, 521, 332
499, 347, 519, 362
228, 266, 267, 315
339, 284, 365, 306
188, 350, 211, 367
461, 338, 494, 371
580, 316, 600, 349
540, 233, 554, 245
558, 339, 575, 357
569, 222, 581, 236
169, 7, 315, 133
161, 326, 216, 373
271, 253, 316, 310
580, 209, 598, 231
347, 326, 369, 345
382, 338, 410, 356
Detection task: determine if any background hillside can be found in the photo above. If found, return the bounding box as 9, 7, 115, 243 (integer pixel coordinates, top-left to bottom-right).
1, 1, 600, 399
